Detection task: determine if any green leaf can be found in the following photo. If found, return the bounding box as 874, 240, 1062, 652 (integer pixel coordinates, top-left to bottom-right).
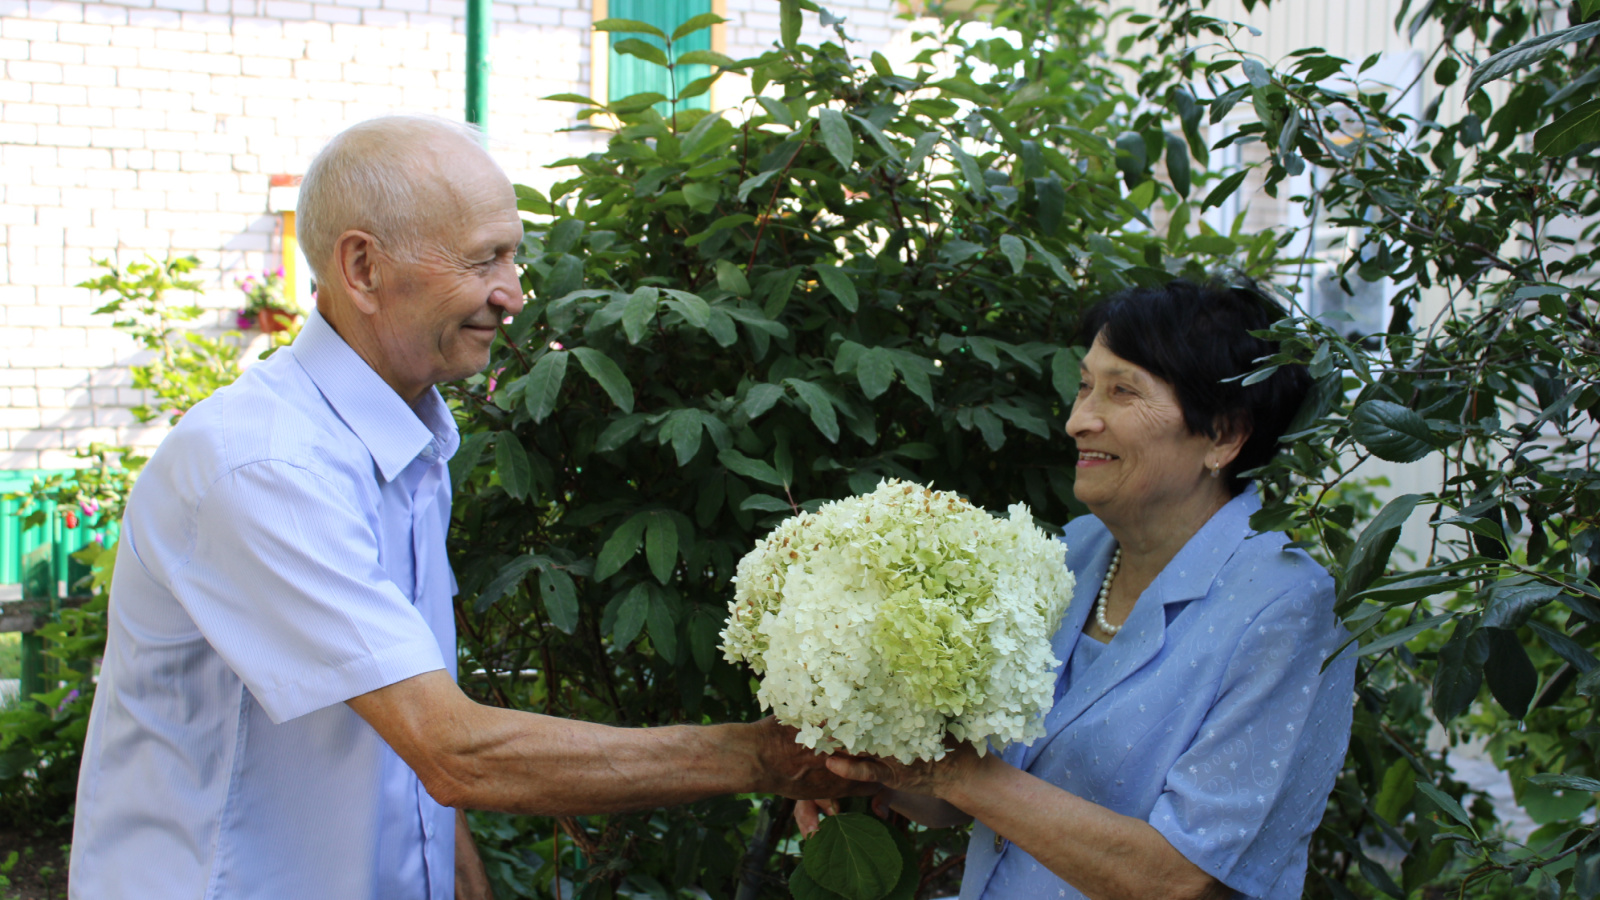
892, 352, 936, 410
495, 432, 533, 501
1358, 612, 1451, 657
622, 287, 658, 345
1527, 773, 1600, 793
1341, 494, 1421, 602
790, 863, 848, 900
1484, 628, 1536, 718
1465, 21, 1600, 97
688, 608, 720, 672
672, 12, 726, 41
819, 108, 854, 170
742, 383, 786, 420
814, 263, 859, 313
475, 553, 543, 614
740, 494, 794, 513
524, 350, 568, 424
786, 379, 840, 443
846, 112, 902, 163
1482, 579, 1561, 630
1033, 175, 1065, 235
645, 513, 678, 584
856, 348, 894, 400
613, 583, 649, 648
998, 234, 1026, 275
1052, 347, 1082, 405
661, 289, 712, 327
739, 169, 781, 203
719, 449, 785, 487
716, 259, 751, 297
757, 96, 795, 127
779, 0, 800, 50
595, 514, 649, 581
1201, 169, 1248, 211
1433, 629, 1488, 724
1414, 781, 1474, 830
683, 180, 721, 213
1374, 758, 1416, 824
802, 813, 901, 900
1528, 621, 1599, 674
450, 431, 492, 492
946, 139, 987, 197
539, 568, 579, 633
662, 409, 706, 465
1165, 131, 1191, 197
646, 592, 678, 662
592, 17, 665, 38
1350, 399, 1434, 463
907, 131, 939, 169
612, 37, 670, 68
571, 347, 634, 413
1534, 98, 1600, 157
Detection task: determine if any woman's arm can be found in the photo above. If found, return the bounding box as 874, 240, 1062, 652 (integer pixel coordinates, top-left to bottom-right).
796, 789, 971, 834
825, 747, 1229, 900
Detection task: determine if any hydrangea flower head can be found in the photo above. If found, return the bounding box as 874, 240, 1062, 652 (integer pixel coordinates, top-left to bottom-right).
721, 479, 1075, 763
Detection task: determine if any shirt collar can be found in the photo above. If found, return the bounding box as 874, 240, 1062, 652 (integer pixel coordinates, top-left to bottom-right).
1150, 484, 1263, 606
290, 309, 460, 483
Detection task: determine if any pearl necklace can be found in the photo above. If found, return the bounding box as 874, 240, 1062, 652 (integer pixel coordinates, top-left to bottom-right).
1095, 547, 1123, 636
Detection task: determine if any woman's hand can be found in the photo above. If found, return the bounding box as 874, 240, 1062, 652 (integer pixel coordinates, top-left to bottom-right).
822, 741, 989, 798
794, 745, 989, 836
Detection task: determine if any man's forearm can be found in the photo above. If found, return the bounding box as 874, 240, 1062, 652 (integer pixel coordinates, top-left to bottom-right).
349, 670, 844, 816
433, 708, 768, 814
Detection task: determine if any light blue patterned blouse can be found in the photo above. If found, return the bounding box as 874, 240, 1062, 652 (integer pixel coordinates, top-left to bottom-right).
962, 488, 1356, 900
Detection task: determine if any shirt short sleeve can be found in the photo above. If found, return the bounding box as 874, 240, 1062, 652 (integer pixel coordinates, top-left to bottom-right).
168, 459, 447, 723
1149, 581, 1355, 898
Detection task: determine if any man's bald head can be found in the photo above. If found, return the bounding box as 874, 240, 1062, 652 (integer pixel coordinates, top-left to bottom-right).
297, 115, 499, 290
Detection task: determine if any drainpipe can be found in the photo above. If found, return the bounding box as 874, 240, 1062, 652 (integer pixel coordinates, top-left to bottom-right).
465, 0, 490, 141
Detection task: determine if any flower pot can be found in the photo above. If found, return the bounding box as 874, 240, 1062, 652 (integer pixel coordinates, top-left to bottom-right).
258, 310, 299, 334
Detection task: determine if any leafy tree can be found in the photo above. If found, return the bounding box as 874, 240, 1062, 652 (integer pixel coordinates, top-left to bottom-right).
446, 3, 1257, 898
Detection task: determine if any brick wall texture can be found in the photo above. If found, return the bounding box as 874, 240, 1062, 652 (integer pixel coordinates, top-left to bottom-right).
1, 0, 907, 467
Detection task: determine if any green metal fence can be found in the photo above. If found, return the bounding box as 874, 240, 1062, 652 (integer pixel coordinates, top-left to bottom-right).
1, 469, 119, 706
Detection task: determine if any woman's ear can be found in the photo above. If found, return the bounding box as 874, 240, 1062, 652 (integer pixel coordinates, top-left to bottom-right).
1209, 412, 1252, 470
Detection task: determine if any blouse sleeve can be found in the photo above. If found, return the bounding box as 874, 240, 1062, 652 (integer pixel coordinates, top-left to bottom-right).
1148, 580, 1356, 899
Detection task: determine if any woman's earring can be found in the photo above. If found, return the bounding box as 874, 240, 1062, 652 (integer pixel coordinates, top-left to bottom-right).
1210, 463, 1220, 479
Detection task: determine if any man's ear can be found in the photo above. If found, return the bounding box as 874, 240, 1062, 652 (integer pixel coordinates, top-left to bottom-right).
332, 230, 384, 316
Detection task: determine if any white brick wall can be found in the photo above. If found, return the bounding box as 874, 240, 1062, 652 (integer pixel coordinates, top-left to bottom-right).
0, 0, 907, 468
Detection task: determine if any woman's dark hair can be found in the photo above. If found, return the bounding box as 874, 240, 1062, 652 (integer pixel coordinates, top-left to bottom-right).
1076, 278, 1311, 495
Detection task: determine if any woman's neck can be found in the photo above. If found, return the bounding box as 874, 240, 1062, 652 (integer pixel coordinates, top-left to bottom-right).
1100, 487, 1233, 597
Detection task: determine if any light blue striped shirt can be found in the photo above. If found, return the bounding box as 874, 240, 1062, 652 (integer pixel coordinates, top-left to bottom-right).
71, 310, 460, 900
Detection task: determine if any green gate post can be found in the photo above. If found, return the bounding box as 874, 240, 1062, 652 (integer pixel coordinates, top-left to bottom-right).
18, 541, 56, 707
465, 0, 490, 140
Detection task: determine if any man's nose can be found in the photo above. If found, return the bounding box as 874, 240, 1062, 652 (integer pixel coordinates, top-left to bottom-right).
491, 263, 526, 316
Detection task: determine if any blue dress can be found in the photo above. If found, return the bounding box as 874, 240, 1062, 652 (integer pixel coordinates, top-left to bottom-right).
960, 489, 1356, 900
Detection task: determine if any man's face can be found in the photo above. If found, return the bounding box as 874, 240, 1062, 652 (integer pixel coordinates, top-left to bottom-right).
373, 156, 526, 399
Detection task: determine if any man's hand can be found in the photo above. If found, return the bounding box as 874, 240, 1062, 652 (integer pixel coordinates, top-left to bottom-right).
748, 717, 882, 801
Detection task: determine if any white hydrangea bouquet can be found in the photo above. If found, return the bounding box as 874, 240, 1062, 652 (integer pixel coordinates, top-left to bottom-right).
720, 479, 1075, 764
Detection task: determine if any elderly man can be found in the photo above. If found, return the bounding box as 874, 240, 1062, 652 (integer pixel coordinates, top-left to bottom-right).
69, 115, 852, 900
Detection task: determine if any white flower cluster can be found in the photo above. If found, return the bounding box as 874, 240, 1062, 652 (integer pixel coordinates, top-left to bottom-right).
720, 479, 1075, 764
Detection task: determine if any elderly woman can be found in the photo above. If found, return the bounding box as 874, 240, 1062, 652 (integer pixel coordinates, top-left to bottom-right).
800, 280, 1356, 900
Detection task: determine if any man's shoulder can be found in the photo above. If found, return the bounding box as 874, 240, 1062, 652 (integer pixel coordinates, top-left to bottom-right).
144, 351, 376, 504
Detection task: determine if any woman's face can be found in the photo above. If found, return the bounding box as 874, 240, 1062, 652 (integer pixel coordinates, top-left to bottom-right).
1066, 336, 1226, 523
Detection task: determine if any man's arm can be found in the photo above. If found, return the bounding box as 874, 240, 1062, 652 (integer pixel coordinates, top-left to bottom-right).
347, 670, 868, 815
455, 808, 494, 900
